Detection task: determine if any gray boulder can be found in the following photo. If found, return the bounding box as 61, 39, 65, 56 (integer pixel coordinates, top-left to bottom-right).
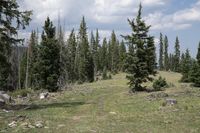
0, 92, 12, 104
0, 98, 5, 106
39, 92, 49, 100
166, 98, 177, 105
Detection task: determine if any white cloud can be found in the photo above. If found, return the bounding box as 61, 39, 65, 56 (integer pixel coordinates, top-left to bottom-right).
142, 0, 166, 6
144, 0, 200, 31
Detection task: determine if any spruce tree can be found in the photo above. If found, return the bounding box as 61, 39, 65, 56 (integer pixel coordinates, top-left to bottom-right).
174, 36, 180, 72
95, 29, 100, 71
164, 35, 169, 71
197, 42, 200, 64
146, 36, 157, 76
110, 31, 119, 73
57, 26, 67, 87
107, 40, 112, 71
180, 49, 192, 82
159, 33, 164, 70
77, 16, 94, 82
119, 40, 127, 71
122, 4, 156, 92
35, 17, 60, 92
67, 29, 77, 82
190, 42, 200, 86
90, 31, 98, 76
0, 0, 32, 90
99, 38, 108, 71
190, 62, 200, 87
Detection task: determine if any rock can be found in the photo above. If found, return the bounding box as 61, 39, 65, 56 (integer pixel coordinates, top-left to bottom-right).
109, 112, 117, 115
20, 122, 35, 129
3, 109, 13, 113
0, 93, 11, 103
28, 124, 35, 129
57, 124, 65, 128
165, 98, 177, 105
35, 121, 44, 128
147, 92, 168, 100
0, 98, 5, 106
40, 92, 49, 100
8, 121, 17, 128
14, 115, 27, 122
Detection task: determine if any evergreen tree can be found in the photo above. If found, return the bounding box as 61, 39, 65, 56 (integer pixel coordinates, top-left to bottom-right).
67, 29, 77, 82
164, 35, 169, 71
0, 0, 32, 90
77, 16, 94, 82
107, 40, 112, 71
190, 62, 200, 87
99, 38, 108, 71
174, 36, 180, 72
119, 40, 127, 71
197, 42, 200, 64
19, 51, 27, 89
146, 36, 157, 76
110, 31, 119, 73
95, 29, 100, 71
180, 49, 192, 82
122, 4, 156, 92
90, 31, 98, 76
35, 17, 60, 92
169, 53, 175, 71
159, 33, 164, 70
190, 42, 200, 86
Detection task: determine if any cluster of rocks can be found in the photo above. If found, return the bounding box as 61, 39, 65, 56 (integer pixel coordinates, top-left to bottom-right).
0, 91, 13, 106
8, 115, 46, 129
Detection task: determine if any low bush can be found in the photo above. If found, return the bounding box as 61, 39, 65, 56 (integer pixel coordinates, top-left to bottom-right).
10, 88, 33, 97
153, 76, 168, 91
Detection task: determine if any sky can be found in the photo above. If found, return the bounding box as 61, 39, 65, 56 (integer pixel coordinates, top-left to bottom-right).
18, 0, 200, 57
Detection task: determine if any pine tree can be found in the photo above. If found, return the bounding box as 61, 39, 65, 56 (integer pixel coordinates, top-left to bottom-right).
119, 40, 127, 71
107, 40, 112, 71
174, 36, 181, 72
110, 31, 119, 73
164, 35, 169, 71
190, 42, 200, 86
190, 62, 200, 87
146, 36, 157, 76
95, 29, 100, 71
197, 42, 200, 64
90, 31, 98, 76
77, 16, 94, 83
57, 26, 68, 87
66, 29, 77, 82
35, 17, 60, 92
122, 4, 156, 92
0, 0, 32, 90
99, 38, 108, 71
159, 33, 164, 70
180, 49, 192, 82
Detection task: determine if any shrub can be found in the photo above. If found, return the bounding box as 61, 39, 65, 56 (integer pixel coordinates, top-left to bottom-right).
108, 73, 112, 79
153, 76, 168, 91
102, 67, 108, 80
10, 88, 33, 97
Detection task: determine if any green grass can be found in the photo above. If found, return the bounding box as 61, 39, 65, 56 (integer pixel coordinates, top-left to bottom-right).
1, 71, 200, 133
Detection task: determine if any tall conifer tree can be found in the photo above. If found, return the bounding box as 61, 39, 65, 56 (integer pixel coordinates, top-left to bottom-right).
35, 17, 60, 92
77, 17, 94, 82
174, 36, 180, 72
164, 35, 169, 71
0, 0, 31, 90
122, 4, 156, 92
159, 33, 164, 70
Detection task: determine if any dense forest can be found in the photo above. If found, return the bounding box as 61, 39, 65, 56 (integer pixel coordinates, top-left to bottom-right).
1, 0, 200, 93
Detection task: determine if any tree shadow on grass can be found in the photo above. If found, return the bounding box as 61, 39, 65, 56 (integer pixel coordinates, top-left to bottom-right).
1, 101, 86, 111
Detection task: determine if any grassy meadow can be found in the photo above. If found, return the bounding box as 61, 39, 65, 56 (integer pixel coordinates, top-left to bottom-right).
0, 71, 200, 133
